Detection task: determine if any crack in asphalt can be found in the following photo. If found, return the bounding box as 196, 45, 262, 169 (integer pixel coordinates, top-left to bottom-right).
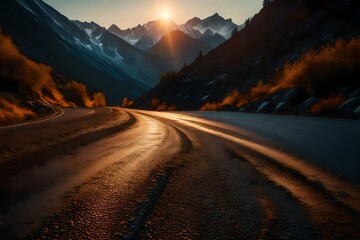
120, 166, 173, 240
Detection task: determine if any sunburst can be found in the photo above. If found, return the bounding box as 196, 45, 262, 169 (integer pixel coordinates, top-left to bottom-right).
161, 10, 171, 21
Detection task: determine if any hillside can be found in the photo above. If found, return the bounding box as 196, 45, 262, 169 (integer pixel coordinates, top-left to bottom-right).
133, 0, 360, 117
0, 0, 171, 104
0, 31, 105, 125
148, 30, 211, 70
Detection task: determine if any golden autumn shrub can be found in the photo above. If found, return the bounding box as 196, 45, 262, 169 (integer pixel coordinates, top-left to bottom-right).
200, 90, 248, 111
0, 30, 67, 106
0, 98, 35, 124
92, 92, 106, 107
250, 37, 360, 99
149, 97, 176, 111
121, 97, 134, 108
310, 95, 344, 114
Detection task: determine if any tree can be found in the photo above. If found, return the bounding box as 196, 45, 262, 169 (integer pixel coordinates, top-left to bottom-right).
121, 97, 133, 108
181, 64, 188, 72
244, 17, 252, 28
231, 27, 238, 38
195, 50, 203, 62
160, 71, 175, 82
263, 0, 272, 8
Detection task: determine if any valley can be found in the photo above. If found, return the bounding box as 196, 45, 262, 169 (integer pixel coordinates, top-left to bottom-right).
0, 0, 359, 239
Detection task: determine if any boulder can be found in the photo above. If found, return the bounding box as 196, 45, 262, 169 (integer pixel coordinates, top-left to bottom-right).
298, 97, 319, 113
350, 88, 360, 98
257, 101, 274, 113
274, 102, 290, 114
280, 88, 306, 105
338, 97, 360, 112
353, 105, 360, 115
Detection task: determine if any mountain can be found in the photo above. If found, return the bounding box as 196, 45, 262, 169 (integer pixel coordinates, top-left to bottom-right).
0, 0, 171, 104
110, 14, 240, 50
133, 0, 360, 117
73, 20, 172, 86
108, 23, 147, 45
108, 20, 178, 50
180, 13, 241, 39
134, 34, 159, 51
199, 30, 227, 49
148, 30, 211, 71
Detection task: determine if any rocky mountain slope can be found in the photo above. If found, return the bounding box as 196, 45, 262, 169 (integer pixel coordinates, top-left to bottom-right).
148, 30, 211, 70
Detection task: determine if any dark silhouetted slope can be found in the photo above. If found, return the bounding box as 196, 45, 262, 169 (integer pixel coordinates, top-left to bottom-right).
148, 30, 211, 70
134, 0, 360, 117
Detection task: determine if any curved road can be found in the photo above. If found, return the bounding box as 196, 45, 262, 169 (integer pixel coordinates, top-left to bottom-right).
0, 108, 359, 239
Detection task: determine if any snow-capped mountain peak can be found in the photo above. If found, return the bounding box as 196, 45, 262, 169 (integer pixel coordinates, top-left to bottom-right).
6, 0, 172, 103
111, 13, 241, 50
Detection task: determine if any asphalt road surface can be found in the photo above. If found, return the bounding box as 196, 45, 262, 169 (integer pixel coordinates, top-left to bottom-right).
0, 108, 359, 239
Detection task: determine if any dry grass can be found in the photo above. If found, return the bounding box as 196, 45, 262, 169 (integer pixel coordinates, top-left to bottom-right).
92, 92, 106, 107
200, 102, 221, 111
201, 37, 360, 112
310, 95, 344, 114
167, 104, 177, 111
0, 31, 107, 124
0, 98, 35, 124
63, 81, 92, 107
201, 90, 248, 111
149, 98, 176, 111
250, 37, 360, 99
121, 97, 134, 108
0, 30, 67, 106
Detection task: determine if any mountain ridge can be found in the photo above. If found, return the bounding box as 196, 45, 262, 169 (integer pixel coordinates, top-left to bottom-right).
148, 30, 211, 70
109, 14, 241, 50
0, 0, 172, 103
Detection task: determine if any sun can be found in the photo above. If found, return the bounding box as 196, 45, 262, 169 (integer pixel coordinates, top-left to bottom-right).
161, 10, 171, 21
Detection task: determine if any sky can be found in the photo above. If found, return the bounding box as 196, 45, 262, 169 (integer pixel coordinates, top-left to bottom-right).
43, 0, 263, 29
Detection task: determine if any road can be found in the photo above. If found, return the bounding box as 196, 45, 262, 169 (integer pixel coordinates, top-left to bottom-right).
0, 108, 359, 239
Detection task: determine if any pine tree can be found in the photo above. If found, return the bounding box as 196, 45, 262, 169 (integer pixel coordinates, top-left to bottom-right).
196, 50, 203, 62
231, 27, 238, 37
244, 18, 252, 28
263, 0, 272, 8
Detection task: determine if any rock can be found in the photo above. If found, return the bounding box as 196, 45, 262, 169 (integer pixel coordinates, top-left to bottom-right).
338, 97, 360, 112
339, 85, 354, 96
280, 87, 306, 104
298, 97, 319, 113
274, 102, 290, 113
257, 101, 274, 113
271, 93, 282, 102
349, 87, 360, 97
353, 105, 360, 115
